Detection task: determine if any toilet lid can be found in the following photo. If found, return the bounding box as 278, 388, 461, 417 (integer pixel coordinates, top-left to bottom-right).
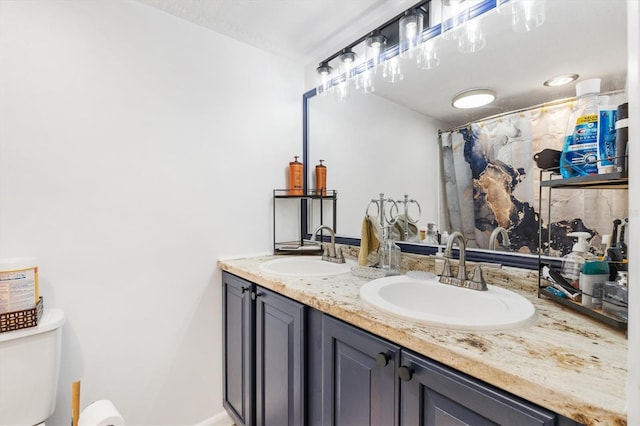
0, 308, 65, 343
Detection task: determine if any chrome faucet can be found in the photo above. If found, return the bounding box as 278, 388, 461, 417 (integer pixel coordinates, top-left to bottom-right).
489, 227, 511, 251
311, 225, 345, 263
439, 231, 487, 291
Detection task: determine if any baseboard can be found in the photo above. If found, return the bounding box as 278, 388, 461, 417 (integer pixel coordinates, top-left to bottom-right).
195, 410, 234, 426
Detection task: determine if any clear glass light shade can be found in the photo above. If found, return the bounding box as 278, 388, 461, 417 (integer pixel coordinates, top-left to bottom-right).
452, 89, 496, 109
382, 55, 404, 84
339, 49, 358, 82
315, 63, 334, 97
334, 49, 357, 101
457, 18, 486, 53
399, 10, 424, 60
417, 40, 440, 70
366, 33, 387, 70
334, 79, 351, 103
497, 0, 546, 32
356, 68, 376, 94
441, 0, 468, 40
512, 0, 545, 32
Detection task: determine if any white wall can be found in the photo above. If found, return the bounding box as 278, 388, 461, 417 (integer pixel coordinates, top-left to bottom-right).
0, 1, 302, 424
308, 92, 442, 237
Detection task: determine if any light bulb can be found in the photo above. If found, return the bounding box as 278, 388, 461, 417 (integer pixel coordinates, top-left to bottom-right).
366, 33, 387, 70
315, 62, 333, 97
399, 10, 423, 60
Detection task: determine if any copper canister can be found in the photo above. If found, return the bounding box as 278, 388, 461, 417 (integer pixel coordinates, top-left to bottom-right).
288, 156, 303, 195
315, 160, 327, 196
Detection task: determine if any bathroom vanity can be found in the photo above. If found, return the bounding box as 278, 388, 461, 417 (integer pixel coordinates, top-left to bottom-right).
219, 254, 627, 426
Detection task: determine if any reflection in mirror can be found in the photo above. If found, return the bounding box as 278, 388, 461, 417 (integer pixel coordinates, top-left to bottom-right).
440, 95, 627, 257
304, 0, 628, 265
306, 90, 441, 240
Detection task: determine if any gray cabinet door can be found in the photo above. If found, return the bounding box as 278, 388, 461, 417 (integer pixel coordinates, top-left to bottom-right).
399, 350, 556, 426
222, 272, 254, 426
305, 307, 324, 426
255, 286, 305, 426
322, 315, 400, 426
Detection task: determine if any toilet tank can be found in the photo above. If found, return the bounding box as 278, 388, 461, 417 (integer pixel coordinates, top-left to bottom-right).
0, 309, 65, 425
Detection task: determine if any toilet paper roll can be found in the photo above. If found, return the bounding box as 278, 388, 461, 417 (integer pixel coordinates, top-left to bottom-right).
78, 400, 125, 426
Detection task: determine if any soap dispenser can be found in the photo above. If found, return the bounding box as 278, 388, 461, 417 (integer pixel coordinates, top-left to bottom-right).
379, 226, 401, 276
561, 232, 594, 286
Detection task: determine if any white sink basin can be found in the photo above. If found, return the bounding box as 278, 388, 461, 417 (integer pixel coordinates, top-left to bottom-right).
359, 275, 535, 331
260, 256, 353, 277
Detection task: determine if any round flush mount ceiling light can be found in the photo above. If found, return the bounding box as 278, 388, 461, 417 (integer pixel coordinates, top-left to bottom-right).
543, 74, 579, 87
452, 88, 496, 109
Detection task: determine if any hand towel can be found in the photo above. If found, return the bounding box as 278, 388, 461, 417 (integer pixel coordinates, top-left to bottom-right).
359, 215, 380, 266
391, 216, 419, 242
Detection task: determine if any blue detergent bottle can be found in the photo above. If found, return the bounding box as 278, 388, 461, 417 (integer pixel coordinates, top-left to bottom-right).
559, 79, 601, 178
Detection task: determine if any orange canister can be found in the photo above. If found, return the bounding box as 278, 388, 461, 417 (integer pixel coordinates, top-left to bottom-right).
288, 156, 303, 195
315, 160, 327, 196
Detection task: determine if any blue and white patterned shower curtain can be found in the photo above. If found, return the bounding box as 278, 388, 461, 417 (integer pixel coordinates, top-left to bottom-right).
440, 100, 627, 255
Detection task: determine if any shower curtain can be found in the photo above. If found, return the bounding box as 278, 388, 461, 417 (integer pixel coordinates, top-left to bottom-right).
440, 99, 627, 256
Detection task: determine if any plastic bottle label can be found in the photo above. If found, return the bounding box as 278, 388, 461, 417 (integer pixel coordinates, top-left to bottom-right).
0, 267, 37, 313
560, 114, 599, 176
598, 109, 617, 170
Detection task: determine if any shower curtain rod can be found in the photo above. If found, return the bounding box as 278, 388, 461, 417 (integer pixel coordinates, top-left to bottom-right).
438, 89, 624, 134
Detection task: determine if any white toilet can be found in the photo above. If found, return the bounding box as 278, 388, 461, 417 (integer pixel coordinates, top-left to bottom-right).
0, 308, 65, 425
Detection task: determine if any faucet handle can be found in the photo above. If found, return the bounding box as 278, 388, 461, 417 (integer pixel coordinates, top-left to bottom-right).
465, 264, 488, 291
471, 264, 484, 282
440, 258, 452, 277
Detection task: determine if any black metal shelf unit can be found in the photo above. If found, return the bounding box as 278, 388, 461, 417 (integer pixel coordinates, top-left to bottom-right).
272, 189, 337, 254
537, 170, 628, 331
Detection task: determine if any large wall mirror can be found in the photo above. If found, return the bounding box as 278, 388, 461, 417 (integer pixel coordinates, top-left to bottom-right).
303, 0, 628, 267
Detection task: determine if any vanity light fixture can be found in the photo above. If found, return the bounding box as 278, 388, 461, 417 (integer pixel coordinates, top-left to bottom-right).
315, 62, 334, 96
365, 31, 387, 69
356, 32, 386, 94
543, 74, 579, 87
335, 48, 358, 101
452, 88, 496, 109
399, 9, 424, 60
339, 48, 358, 84
339, 48, 357, 70
315, 1, 431, 95
315, 0, 510, 102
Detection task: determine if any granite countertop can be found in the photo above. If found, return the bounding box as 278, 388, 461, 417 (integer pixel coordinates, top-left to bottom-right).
218, 250, 627, 426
